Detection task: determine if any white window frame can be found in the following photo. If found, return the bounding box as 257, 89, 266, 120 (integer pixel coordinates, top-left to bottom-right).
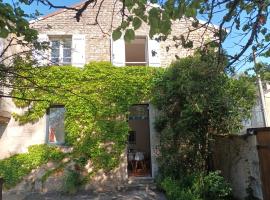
49, 36, 72, 65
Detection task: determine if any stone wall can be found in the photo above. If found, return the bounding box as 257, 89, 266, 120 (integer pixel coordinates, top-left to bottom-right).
212, 134, 263, 200
0, 97, 47, 159
0, 0, 215, 189
31, 0, 215, 67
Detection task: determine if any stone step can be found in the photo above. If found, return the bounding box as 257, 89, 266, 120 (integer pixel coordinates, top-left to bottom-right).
117, 177, 157, 192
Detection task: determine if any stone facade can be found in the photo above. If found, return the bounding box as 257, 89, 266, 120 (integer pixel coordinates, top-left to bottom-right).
1, 1, 269, 196
0, 0, 215, 192
0, 97, 47, 159
30, 0, 215, 67
0, 1, 215, 159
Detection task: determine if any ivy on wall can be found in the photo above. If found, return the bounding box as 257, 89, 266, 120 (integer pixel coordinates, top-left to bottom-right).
0, 145, 64, 189
11, 61, 163, 173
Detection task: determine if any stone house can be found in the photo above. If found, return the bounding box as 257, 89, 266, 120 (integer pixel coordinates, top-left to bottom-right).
0, 0, 215, 181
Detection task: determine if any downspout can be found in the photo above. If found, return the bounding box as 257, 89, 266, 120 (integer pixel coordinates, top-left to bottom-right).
258, 74, 268, 126
253, 50, 268, 127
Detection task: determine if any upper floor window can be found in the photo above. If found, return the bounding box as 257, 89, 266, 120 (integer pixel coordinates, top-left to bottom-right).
50, 36, 72, 65
112, 35, 161, 67
125, 36, 147, 66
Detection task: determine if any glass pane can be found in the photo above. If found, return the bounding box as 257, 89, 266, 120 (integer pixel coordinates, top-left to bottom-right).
63, 58, 71, 64
51, 48, 60, 58
51, 40, 60, 64
63, 40, 71, 48
51, 40, 60, 48
48, 107, 65, 144
51, 57, 59, 64
63, 49, 71, 58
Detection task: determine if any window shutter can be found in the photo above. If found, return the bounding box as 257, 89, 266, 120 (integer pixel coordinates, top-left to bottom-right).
111, 37, 125, 67
148, 37, 161, 67
34, 34, 49, 66
72, 34, 85, 67
0, 38, 4, 56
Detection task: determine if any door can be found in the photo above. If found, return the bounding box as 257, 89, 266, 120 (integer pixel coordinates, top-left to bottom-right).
127, 104, 151, 177
256, 130, 270, 200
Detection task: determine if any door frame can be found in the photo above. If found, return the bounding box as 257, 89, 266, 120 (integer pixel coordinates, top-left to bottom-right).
127, 103, 152, 177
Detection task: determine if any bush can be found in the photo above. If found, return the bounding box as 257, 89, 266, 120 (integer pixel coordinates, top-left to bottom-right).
62, 169, 82, 194
161, 176, 200, 200
0, 144, 64, 189
197, 171, 232, 200
159, 171, 232, 200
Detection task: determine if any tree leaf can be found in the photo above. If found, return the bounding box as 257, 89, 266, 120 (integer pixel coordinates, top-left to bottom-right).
124, 29, 135, 42
132, 17, 142, 30
112, 28, 122, 41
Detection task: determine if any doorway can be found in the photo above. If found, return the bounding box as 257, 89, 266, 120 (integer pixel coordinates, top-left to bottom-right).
127, 104, 151, 177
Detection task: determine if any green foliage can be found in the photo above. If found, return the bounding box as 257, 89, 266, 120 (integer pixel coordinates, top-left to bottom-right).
160, 176, 199, 200
0, 1, 38, 41
112, 28, 122, 41
197, 171, 232, 200
152, 51, 256, 178
124, 29, 136, 42
111, 0, 270, 65
159, 171, 232, 200
12, 61, 162, 175
132, 17, 142, 30
0, 145, 64, 189
62, 169, 82, 194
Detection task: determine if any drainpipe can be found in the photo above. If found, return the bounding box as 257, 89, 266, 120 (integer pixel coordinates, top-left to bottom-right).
253, 50, 268, 127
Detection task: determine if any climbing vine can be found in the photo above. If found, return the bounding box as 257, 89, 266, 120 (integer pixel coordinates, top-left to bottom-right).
11, 61, 163, 174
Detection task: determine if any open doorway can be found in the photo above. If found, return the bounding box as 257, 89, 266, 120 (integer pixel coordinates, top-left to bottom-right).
127, 104, 151, 177
125, 36, 147, 66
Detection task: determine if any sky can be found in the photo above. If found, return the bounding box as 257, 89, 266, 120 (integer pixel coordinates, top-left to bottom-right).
4, 0, 269, 72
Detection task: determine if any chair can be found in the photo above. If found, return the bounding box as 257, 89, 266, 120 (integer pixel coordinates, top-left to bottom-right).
134, 152, 146, 173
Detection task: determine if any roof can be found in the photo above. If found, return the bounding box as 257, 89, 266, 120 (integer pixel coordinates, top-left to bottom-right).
30, 0, 87, 24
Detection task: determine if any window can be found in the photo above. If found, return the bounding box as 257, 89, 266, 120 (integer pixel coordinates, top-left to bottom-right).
125, 36, 147, 66
50, 36, 72, 65
47, 106, 65, 144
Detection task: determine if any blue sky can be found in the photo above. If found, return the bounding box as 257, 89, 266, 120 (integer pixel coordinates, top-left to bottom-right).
4, 0, 268, 72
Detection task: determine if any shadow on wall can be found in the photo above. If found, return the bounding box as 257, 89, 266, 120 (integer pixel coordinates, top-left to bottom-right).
0, 123, 7, 138
212, 134, 263, 200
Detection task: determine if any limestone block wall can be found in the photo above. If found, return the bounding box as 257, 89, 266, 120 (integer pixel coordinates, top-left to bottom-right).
149, 104, 160, 178
31, 0, 215, 67
212, 134, 263, 200
0, 97, 47, 159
